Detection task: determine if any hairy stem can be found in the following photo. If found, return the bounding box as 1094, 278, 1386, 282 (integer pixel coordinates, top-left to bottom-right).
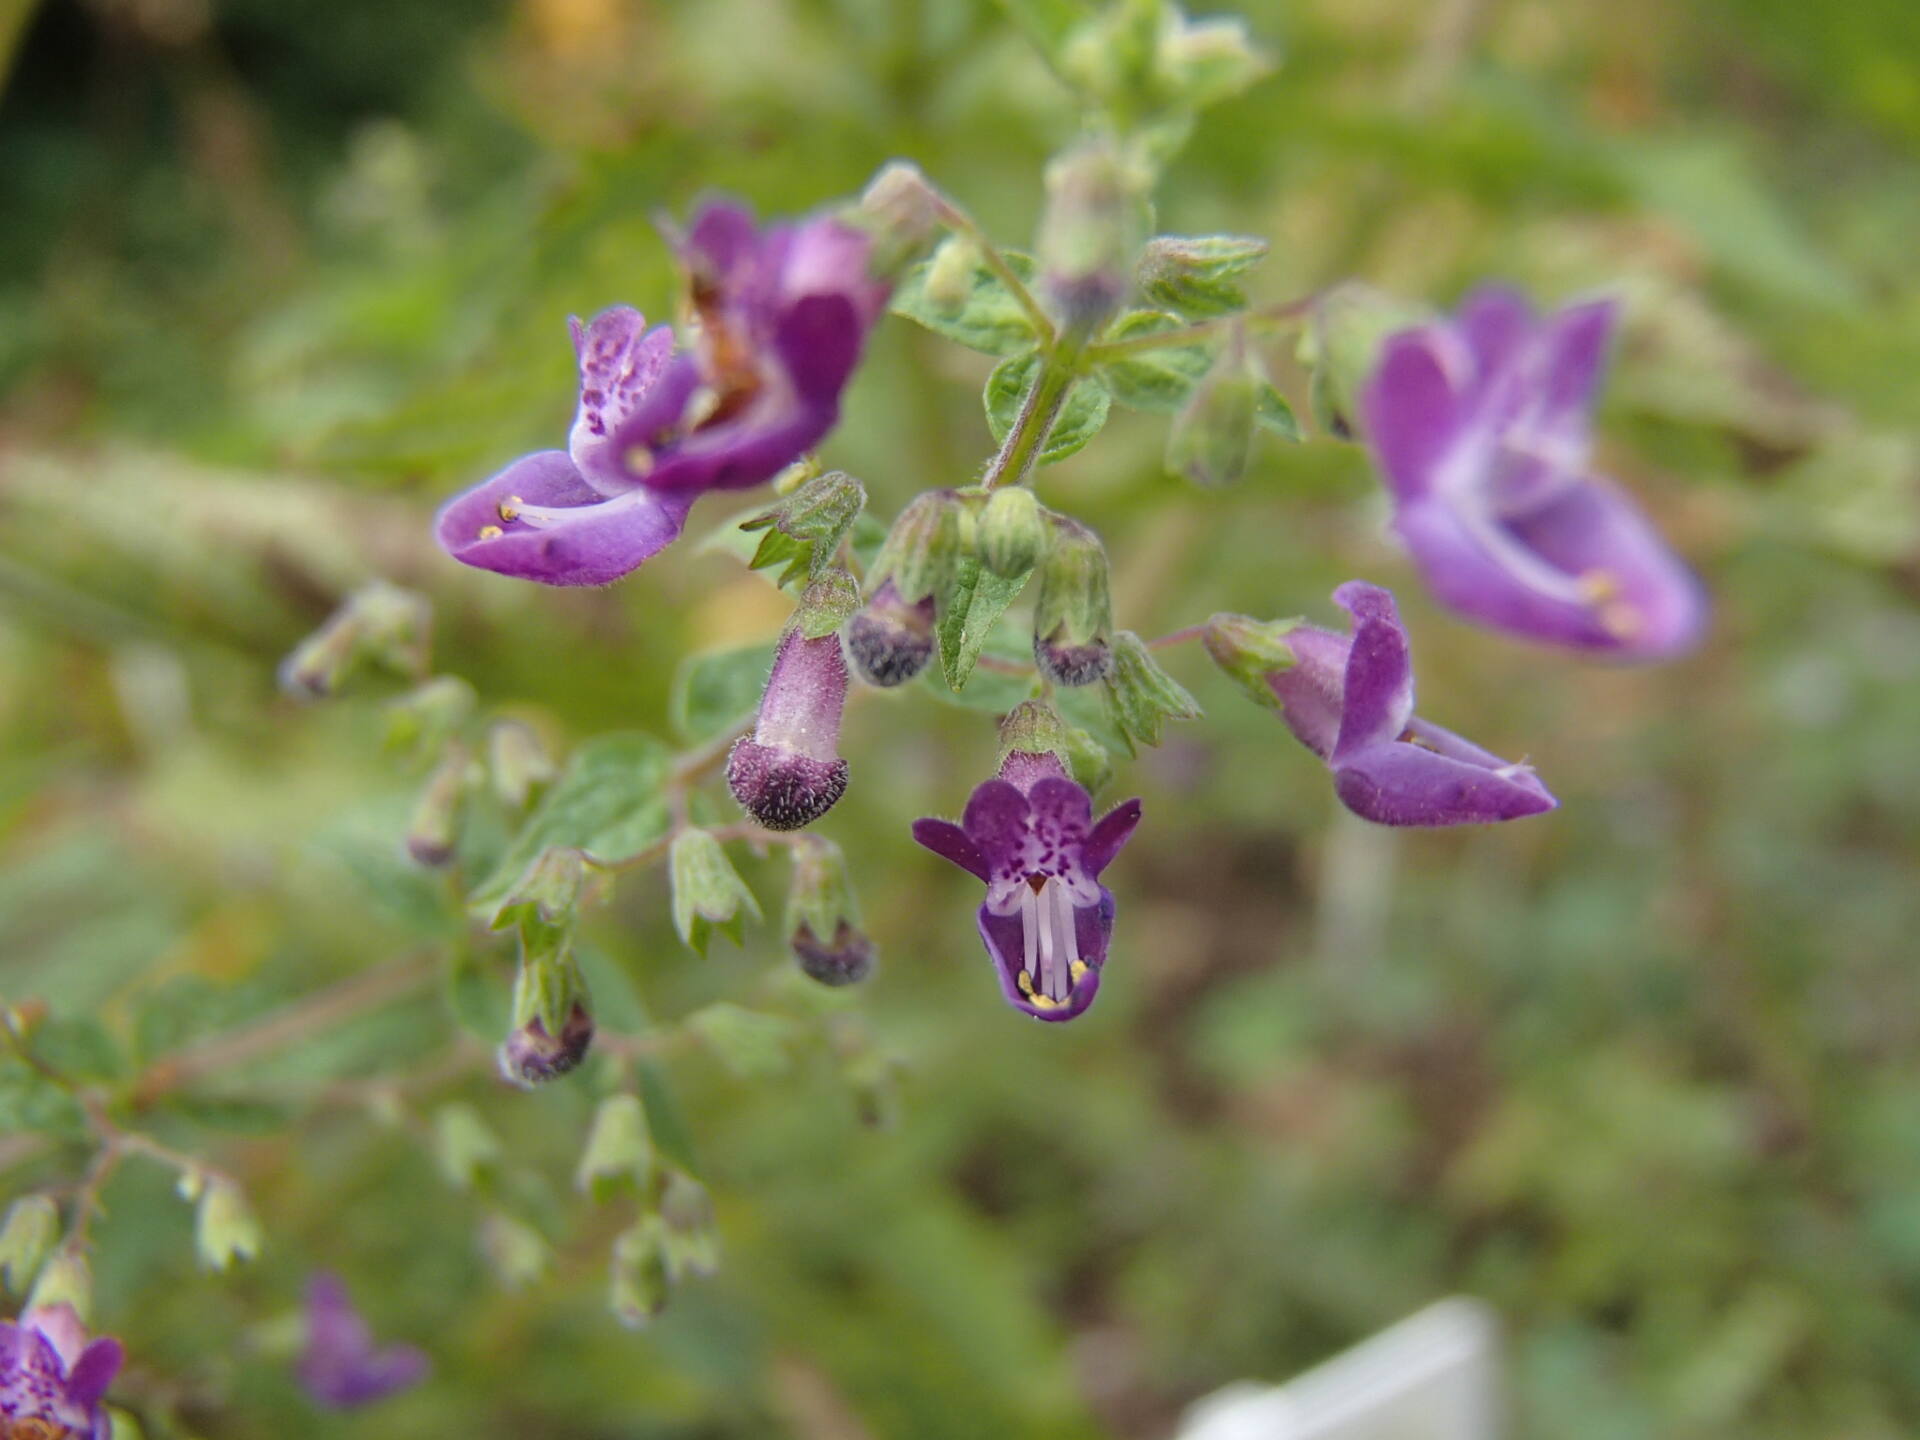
927, 190, 1055, 346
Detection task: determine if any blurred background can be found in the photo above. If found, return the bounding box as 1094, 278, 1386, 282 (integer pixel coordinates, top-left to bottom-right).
4, 0, 1920, 1435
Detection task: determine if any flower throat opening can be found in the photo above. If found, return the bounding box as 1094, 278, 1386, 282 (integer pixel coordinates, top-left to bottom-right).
1016, 874, 1087, 1009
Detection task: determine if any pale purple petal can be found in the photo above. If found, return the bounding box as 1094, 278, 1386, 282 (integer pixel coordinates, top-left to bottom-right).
961, 779, 1033, 882
1330, 581, 1416, 760
1360, 330, 1468, 503
300, 1271, 430, 1410
566, 307, 677, 495
1457, 286, 1534, 377
1333, 738, 1556, 826
1264, 624, 1351, 759
435, 450, 693, 588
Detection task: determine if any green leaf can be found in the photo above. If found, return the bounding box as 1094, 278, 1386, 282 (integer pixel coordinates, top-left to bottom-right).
686, 1003, 796, 1081
739, 470, 867, 586
891, 242, 1044, 357
469, 733, 673, 913
936, 550, 1033, 693
30, 1016, 125, 1083
994, 0, 1097, 58
1102, 631, 1203, 751
0, 1060, 87, 1139
636, 1059, 700, 1176
1094, 311, 1215, 413
1255, 383, 1301, 442
922, 628, 1037, 712
670, 643, 777, 745
576, 947, 650, 1033
983, 353, 1112, 464
1138, 234, 1269, 318
446, 946, 511, 1041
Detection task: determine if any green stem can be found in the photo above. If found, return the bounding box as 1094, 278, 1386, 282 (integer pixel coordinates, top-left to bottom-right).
927, 191, 1055, 347
981, 355, 1079, 491
1084, 292, 1320, 363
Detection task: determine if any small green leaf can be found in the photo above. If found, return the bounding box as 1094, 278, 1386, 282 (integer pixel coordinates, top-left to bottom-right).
686, 1004, 796, 1081
29, 1017, 124, 1084
469, 733, 673, 913
1094, 311, 1215, 413
983, 353, 1112, 464
935, 550, 1033, 692
637, 1059, 701, 1175
1102, 631, 1203, 751
0, 1060, 86, 1139
670, 643, 778, 745
1255, 383, 1301, 442
921, 629, 1037, 713
891, 242, 1044, 357
1137, 234, 1269, 318
738, 470, 867, 586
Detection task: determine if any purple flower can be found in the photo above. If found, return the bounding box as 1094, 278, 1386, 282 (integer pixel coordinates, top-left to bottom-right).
437, 200, 889, 587
1, 1303, 123, 1440
1360, 287, 1705, 659
727, 626, 852, 831
912, 751, 1141, 1022
1270, 582, 1556, 826
299, 1272, 429, 1410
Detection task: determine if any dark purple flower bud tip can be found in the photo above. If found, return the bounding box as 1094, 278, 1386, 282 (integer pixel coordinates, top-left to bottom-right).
496, 1002, 594, 1088
1034, 630, 1112, 687
845, 592, 936, 687
791, 920, 876, 987
726, 738, 849, 832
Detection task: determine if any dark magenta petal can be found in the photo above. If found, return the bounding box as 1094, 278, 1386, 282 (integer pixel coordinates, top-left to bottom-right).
911, 818, 990, 882
683, 199, 761, 283
1359, 329, 1467, 503
961, 778, 1032, 874
435, 451, 693, 588
1025, 776, 1094, 859
1082, 798, 1142, 879
1333, 739, 1557, 826
1329, 581, 1416, 760
64, 1338, 123, 1408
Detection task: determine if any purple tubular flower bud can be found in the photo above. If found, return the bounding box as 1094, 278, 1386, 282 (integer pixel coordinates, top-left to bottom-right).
497, 1003, 595, 1088
791, 921, 876, 987
1034, 631, 1113, 687
726, 627, 851, 830
845, 580, 936, 687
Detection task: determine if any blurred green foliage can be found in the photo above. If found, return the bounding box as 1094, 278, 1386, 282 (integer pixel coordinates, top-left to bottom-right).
3, 0, 1920, 1437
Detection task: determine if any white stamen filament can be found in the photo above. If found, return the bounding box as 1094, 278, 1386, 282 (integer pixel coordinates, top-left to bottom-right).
1018, 876, 1082, 1004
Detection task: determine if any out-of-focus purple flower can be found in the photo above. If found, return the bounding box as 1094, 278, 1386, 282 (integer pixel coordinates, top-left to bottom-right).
299, 1273, 429, 1410
912, 750, 1141, 1022
1, 1302, 122, 1440
437, 200, 890, 587
1360, 287, 1705, 659
1269, 582, 1557, 826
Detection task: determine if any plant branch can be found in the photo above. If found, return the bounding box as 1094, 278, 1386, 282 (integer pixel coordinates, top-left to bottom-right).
926, 190, 1055, 347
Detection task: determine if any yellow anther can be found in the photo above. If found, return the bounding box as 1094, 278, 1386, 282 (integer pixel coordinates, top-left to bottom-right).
1026, 991, 1062, 1010
1578, 569, 1620, 604
1016, 971, 1036, 996
624, 446, 655, 477
498, 495, 524, 522
478, 525, 504, 541
1069, 960, 1089, 983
